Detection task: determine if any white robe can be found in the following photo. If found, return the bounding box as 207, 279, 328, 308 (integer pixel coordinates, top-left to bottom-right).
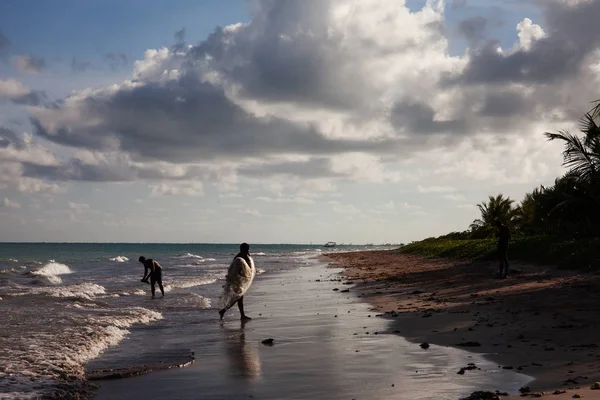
220, 256, 255, 308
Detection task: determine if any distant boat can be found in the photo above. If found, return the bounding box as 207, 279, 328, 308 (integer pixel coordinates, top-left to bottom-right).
324, 242, 336, 248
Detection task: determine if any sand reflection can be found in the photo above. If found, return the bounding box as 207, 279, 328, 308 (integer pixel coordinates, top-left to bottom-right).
223, 320, 262, 381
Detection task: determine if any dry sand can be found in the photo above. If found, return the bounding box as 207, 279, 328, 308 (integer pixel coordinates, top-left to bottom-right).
326, 250, 600, 399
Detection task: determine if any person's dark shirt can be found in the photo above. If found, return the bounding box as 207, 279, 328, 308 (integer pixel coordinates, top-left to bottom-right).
143, 258, 161, 276
498, 225, 510, 247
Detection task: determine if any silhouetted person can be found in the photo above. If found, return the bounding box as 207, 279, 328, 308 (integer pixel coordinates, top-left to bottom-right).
219, 243, 255, 321
139, 256, 165, 298
495, 221, 511, 278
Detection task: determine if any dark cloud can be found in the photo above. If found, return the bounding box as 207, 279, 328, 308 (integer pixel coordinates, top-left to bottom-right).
458, 16, 487, 45
10, 90, 46, 106
103, 52, 127, 70
13, 55, 46, 74
240, 158, 346, 178
455, 0, 600, 85
71, 58, 92, 73
173, 28, 186, 52
0, 128, 21, 148
31, 73, 399, 164
478, 90, 530, 118
391, 100, 469, 135
22, 159, 138, 182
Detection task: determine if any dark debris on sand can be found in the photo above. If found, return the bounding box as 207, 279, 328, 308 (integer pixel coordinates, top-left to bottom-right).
460, 390, 508, 400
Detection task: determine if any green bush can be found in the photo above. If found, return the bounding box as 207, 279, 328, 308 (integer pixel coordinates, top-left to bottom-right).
399, 236, 600, 271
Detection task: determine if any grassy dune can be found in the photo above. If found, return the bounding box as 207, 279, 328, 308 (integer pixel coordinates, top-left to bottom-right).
398, 236, 600, 270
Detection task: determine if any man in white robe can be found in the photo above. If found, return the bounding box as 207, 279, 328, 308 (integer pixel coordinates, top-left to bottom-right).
219, 242, 255, 321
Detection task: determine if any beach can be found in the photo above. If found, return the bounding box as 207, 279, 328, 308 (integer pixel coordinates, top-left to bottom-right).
2, 243, 578, 399
92, 258, 528, 400
326, 250, 600, 399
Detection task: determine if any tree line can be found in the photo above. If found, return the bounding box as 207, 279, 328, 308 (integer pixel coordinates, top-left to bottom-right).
456, 100, 600, 240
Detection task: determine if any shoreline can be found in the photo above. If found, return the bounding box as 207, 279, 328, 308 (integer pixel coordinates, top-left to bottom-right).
325, 250, 600, 399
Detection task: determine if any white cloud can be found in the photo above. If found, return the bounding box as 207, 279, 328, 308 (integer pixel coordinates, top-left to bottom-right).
2, 198, 21, 209
149, 182, 204, 197
417, 185, 456, 193
68, 201, 90, 212
329, 201, 360, 214
516, 18, 546, 51
239, 208, 261, 217
256, 196, 315, 204
443, 193, 467, 202
0, 79, 30, 99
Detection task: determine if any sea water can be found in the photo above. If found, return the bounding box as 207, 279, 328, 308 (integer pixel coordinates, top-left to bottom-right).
0, 243, 390, 399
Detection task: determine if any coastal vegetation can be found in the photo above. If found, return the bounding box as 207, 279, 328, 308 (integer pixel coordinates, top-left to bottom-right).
401, 100, 600, 270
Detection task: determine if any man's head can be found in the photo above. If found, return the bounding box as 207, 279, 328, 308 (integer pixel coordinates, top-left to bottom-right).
240, 242, 250, 255
139, 256, 146, 263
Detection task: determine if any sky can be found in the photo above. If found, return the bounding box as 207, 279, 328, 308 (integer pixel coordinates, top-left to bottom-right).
1, 0, 599, 244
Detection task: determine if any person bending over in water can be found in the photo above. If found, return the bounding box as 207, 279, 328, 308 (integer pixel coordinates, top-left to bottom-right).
495, 220, 511, 279
139, 256, 165, 298
219, 243, 255, 321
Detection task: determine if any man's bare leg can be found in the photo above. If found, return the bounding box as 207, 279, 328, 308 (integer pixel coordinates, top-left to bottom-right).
219, 298, 239, 320
238, 296, 251, 321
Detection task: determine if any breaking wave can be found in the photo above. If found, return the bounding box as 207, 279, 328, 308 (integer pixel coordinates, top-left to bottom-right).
30, 262, 73, 284
109, 256, 129, 263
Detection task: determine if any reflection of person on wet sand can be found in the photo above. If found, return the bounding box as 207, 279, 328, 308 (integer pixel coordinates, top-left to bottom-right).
223, 321, 262, 381
219, 243, 255, 321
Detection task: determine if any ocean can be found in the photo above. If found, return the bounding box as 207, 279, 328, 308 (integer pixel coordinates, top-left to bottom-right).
0, 243, 394, 399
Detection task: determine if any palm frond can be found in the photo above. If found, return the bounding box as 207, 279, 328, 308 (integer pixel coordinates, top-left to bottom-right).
590, 99, 600, 121
545, 130, 597, 181
579, 112, 600, 148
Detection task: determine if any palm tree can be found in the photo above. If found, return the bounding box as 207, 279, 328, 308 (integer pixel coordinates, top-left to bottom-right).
543, 104, 600, 235
470, 194, 515, 231
545, 108, 600, 183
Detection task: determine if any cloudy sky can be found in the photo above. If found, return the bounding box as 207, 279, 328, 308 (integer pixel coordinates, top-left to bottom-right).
0, 0, 598, 244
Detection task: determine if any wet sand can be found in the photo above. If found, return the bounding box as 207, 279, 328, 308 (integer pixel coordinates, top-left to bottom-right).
91, 259, 528, 399
326, 250, 600, 399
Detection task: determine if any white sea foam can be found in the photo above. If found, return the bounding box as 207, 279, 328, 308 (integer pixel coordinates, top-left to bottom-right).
51, 283, 107, 300
164, 277, 217, 292
117, 289, 146, 296
0, 300, 162, 399
29, 262, 73, 285
109, 256, 129, 262
253, 252, 267, 256
0, 265, 26, 274
183, 253, 204, 259
16, 283, 108, 301
256, 268, 266, 275
163, 293, 211, 310
31, 262, 72, 277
